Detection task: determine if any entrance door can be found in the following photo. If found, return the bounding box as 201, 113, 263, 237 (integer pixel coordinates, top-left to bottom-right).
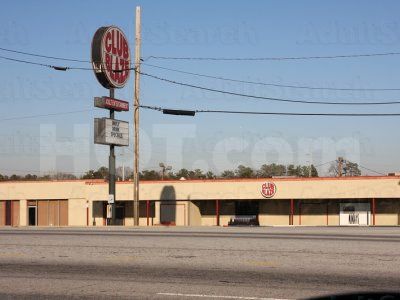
28, 206, 36, 226
340, 203, 370, 226
232, 201, 259, 225
115, 203, 125, 225
235, 201, 259, 216
5, 201, 11, 226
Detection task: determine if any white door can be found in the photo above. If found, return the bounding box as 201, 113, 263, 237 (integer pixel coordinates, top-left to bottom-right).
340, 203, 370, 226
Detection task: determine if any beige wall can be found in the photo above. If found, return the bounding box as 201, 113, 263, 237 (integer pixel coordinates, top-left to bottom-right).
68, 198, 87, 226
20, 200, 27, 226
259, 200, 290, 226
2, 177, 400, 202
1, 178, 400, 226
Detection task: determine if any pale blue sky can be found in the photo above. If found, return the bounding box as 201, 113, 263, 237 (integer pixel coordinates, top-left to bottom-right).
1, 0, 400, 176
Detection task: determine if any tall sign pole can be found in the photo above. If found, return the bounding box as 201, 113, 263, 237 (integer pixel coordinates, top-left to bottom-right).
92, 26, 131, 225
109, 88, 116, 225
133, 6, 141, 226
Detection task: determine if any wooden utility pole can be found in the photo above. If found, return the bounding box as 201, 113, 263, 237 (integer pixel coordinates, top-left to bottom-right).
338, 157, 344, 177
133, 6, 141, 226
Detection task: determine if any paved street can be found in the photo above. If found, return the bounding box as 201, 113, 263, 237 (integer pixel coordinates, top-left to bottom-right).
0, 227, 399, 299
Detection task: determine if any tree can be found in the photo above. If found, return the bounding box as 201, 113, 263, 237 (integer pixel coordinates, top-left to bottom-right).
329, 159, 361, 177
287, 165, 302, 176
51, 173, 76, 180
167, 171, 177, 179
81, 167, 109, 180
310, 164, 318, 177
206, 171, 216, 179
221, 170, 235, 178
344, 161, 361, 176
257, 163, 286, 178
175, 168, 190, 179
189, 169, 206, 179
96, 166, 109, 179
24, 174, 38, 181
235, 165, 254, 178
81, 170, 96, 179
300, 166, 310, 177
139, 170, 161, 180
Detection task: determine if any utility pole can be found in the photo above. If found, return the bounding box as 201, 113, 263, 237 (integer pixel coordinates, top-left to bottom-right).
159, 163, 172, 180
338, 157, 344, 177
133, 6, 141, 226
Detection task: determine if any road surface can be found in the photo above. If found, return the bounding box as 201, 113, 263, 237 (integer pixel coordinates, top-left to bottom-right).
0, 226, 399, 299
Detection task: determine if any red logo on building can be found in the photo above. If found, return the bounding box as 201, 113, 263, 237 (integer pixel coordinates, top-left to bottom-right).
261, 182, 276, 198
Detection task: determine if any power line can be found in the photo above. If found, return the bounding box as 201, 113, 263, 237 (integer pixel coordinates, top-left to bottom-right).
0, 55, 57, 68
0, 47, 89, 63
4, 46, 400, 63
143, 51, 400, 61
0, 54, 134, 71
0, 109, 95, 122
142, 62, 400, 92
2, 47, 400, 92
139, 71, 400, 105
4, 50, 400, 104
140, 104, 400, 117
313, 160, 336, 168
0, 47, 130, 66
358, 164, 386, 176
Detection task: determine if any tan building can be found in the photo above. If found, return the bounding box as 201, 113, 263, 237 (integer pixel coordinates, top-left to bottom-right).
1, 176, 400, 227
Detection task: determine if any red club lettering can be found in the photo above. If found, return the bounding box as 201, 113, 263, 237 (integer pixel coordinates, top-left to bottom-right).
123, 38, 129, 59
111, 29, 117, 55
105, 32, 112, 53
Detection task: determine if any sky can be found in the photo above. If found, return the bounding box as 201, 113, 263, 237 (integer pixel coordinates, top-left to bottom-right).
1, 0, 400, 177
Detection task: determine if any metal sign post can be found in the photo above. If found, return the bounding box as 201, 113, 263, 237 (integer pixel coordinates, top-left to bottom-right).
109, 88, 116, 225
91, 25, 131, 226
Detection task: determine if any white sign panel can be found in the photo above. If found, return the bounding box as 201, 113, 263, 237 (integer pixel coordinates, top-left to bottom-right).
94, 118, 129, 146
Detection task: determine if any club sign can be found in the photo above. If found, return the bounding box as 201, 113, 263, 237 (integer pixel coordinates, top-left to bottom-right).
91, 26, 131, 89
261, 182, 276, 198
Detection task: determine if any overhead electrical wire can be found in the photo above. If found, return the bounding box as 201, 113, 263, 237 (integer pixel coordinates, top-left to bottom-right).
139, 104, 400, 117
0, 54, 131, 71
138, 71, 400, 106
0, 46, 89, 63
0, 109, 96, 122
2, 47, 400, 92
0, 47, 128, 66
0, 55, 94, 70
3, 46, 400, 63
142, 62, 400, 92
358, 164, 386, 176
143, 51, 400, 61
4, 49, 400, 105
3, 53, 400, 106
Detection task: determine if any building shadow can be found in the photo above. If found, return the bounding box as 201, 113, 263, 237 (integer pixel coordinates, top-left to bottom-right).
160, 185, 176, 225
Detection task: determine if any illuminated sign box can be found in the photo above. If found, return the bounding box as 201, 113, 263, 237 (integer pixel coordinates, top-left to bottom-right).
94, 118, 129, 146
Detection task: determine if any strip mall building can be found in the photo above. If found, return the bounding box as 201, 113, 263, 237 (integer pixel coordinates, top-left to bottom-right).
1, 176, 400, 227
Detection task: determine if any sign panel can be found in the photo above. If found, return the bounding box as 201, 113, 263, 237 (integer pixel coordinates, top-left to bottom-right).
91, 26, 131, 89
108, 194, 115, 204
94, 118, 129, 146
261, 182, 276, 198
94, 96, 129, 111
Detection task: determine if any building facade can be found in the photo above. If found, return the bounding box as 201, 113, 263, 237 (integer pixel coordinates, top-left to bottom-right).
1, 176, 400, 227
